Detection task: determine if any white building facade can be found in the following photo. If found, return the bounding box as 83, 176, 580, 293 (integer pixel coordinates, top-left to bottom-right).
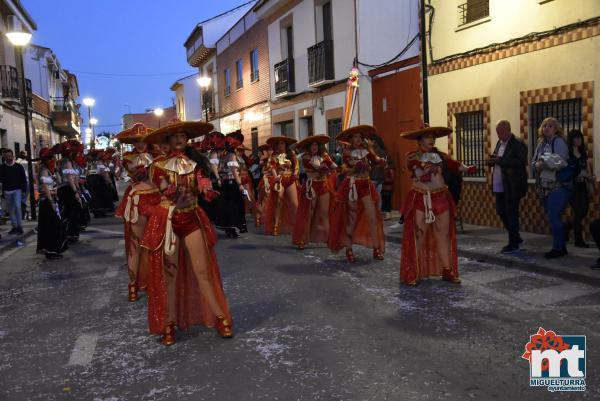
171, 73, 202, 122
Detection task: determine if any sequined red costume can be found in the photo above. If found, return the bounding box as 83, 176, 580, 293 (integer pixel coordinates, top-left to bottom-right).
400, 148, 460, 284
264, 150, 299, 235
328, 146, 385, 254
140, 150, 232, 335
115, 150, 161, 291
292, 150, 336, 247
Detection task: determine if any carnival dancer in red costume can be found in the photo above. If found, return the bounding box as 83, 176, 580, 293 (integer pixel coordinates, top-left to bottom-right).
236, 142, 253, 231
115, 123, 162, 302
254, 143, 273, 227
264, 136, 299, 236
141, 121, 233, 345
400, 126, 476, 285
328, 125, 386, 262
292, 135, 337, 250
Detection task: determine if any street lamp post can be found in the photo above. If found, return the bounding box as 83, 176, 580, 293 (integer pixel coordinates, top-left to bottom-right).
85, 128, 92, 147
6, 29, 37, 220
153, 108, 164, 128
197, 76, 212, 123
83, 97, 95, 148
90, 117, 98, 147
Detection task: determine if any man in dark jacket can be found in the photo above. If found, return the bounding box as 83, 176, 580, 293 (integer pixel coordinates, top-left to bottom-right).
0, 149, 27, 235
488, 120, 528, 253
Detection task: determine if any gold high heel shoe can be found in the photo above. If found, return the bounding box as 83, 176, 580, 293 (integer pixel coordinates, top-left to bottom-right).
161, 322, 176, 346
128, 283, 138, 302
216, 315, 234, 338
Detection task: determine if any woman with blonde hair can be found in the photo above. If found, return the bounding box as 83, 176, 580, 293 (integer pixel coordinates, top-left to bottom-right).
531, 117, 574, 259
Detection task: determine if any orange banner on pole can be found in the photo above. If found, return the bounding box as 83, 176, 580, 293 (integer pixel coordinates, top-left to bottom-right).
342, 68, 360, 131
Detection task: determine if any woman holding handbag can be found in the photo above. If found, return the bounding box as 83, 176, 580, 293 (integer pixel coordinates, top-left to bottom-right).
532, 117, 574, 259
565, 129, 595, 248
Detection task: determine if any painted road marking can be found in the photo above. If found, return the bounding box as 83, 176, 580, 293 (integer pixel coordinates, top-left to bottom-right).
112, 248, 124, 258
68, 333, 98, 366
118, 239, 125, 245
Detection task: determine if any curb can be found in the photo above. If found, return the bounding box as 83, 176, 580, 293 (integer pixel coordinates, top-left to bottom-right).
385, 233, 600, 288
0, 227, 36, 254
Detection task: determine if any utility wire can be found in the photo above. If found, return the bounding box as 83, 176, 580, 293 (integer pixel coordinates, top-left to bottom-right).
70, 70, 195, 77
71, 1, 258, 78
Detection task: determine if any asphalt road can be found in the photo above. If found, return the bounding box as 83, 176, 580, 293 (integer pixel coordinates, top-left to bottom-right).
0, 216, 599, 401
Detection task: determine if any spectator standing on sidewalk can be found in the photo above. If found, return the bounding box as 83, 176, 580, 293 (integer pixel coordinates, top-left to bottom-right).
16, 150, 30, 220
0, 149, 27, 235
381, 160, 395, 220
565, 129, 594, 248
487, 120, 528, 253
532, 117, 574, 259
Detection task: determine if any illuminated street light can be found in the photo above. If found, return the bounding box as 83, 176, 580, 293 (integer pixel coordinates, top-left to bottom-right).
154, 108, 164, 128
82, 97, 96, 107
90, 118, 98, 125
197, 76, 211, 88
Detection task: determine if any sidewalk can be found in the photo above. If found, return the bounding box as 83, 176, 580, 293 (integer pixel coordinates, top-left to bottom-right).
384, 218, 600, 287
0, 218, 36, 253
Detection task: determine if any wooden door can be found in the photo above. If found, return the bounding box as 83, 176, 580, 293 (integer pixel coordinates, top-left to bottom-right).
372, 65, 422, 209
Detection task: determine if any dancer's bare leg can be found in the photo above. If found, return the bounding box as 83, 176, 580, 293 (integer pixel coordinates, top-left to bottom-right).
432, 210, 451, 268
128, 215, 148, 284
316, 193, 330, 235
360, 195, 379, 247
183, 229, 226, 317
163, 241, 179, 323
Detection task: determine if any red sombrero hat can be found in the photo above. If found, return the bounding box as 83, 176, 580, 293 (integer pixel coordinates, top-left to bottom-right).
266, 136, 297, 147
115, 123, 152, 144
144, 120, 213, 144
335, 125, 378, 142
295, 135, 330, 152
400, 126, 452, 140
39, 147, 54, 161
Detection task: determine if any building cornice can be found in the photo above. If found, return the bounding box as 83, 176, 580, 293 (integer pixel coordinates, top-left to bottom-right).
429, 16, 600, 76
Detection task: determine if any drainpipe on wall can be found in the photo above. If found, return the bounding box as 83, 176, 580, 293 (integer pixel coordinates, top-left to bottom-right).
420, 0, 429, 124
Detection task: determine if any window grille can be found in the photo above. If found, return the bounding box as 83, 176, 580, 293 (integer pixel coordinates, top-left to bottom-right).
455, 110, 485, 177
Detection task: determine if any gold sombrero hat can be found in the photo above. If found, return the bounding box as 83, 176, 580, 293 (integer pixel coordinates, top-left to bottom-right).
144, 120, 214, 144
266, 136, 297, 147
115, 123, 152, 144
335, 125, 378, 142
295, 135, 330, 152
400, 126, 452, 140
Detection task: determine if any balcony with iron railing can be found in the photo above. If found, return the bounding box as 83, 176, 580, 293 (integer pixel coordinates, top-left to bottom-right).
308, 40, 334, 86
1, 65, 33, 107
50, 96, 80, 136
274, 58, 295, 96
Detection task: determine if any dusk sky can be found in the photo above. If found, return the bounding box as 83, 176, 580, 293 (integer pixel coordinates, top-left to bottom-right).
22, 0, 249, 134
